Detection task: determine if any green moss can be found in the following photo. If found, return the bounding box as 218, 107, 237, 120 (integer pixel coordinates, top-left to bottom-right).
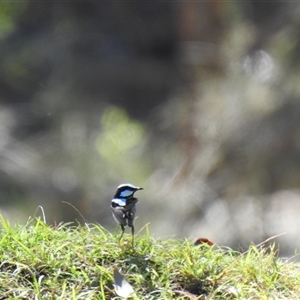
0, 215, 299, 299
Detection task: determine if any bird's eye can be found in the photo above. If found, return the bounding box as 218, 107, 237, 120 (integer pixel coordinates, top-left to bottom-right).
120, 190, 133, 197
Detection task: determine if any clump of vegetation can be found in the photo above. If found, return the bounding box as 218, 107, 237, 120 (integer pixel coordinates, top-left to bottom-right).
0, 215, 299, 299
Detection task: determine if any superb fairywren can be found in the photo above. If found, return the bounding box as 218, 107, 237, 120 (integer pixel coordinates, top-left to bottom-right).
111, 183, 143, 246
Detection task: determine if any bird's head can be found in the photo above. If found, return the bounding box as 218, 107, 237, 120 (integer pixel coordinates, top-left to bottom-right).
114, 183, 143, 199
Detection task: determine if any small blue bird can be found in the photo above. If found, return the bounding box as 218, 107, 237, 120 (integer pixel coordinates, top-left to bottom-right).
111, 183, 143, 246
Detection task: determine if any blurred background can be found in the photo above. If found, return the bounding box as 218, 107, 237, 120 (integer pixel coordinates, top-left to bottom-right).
0, 2, 300, 259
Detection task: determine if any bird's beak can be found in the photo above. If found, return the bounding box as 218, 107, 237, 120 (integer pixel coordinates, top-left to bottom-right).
138, 187, 143, 190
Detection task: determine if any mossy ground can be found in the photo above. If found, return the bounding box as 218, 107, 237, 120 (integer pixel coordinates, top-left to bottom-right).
0, 215, 299, 299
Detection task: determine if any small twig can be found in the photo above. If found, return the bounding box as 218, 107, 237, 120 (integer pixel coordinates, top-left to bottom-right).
136, 222, 151, 235
243, 232, 286, 254
33, 206, 47, 223
61, 201, 88, 229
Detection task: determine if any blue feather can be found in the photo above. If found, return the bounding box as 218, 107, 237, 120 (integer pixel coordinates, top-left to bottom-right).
119, 189, 134, 197
112, 198, 126, 206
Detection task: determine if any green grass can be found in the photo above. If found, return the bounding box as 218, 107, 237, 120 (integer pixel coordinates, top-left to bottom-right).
0, 216, 299, 299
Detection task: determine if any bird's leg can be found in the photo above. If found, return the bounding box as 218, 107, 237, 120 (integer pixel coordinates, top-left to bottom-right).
119, 225, 125, 244
131, 225, 135, 248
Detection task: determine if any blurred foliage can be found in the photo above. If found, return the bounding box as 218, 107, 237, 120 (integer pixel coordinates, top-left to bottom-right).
0, 3, 26, 39
97, 106, 144, 161
0, 2, 300, 259
96, 106, 149, 185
